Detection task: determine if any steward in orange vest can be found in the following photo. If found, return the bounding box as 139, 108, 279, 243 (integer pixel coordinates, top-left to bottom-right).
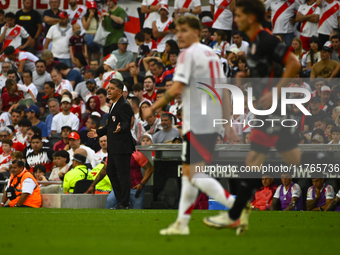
1, 160, 41, 208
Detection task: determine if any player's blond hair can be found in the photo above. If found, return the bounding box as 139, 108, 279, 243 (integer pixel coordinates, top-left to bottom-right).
175, 15, 203, 39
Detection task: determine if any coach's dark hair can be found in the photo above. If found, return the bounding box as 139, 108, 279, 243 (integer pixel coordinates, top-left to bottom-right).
36, 59, 46, 66
236, 0, 265, 24
12, 159, 25, 168
175, 15, 203, 38
110, 79, 124, 91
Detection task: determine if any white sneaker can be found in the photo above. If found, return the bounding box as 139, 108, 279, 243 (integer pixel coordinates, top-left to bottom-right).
159, 221, 190, 235
203, 212, 240, 229
236, 202, 251, 236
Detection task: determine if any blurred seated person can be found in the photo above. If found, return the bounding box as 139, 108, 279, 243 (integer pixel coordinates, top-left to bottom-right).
53, 125, 72, 151
79, 96, 105, 130
307, 178, 335, 211
40, 81, 61, 116
41, 49, 60, 74
63, 151, 94, 194
172, 136, 182, 144
33, 165, 48, 184
93, 135, 108, 167
73, 52, 90, 77
45, 98, 61, 137
79, 115, 101, 151
152, 113, 180, 144
0, 139, 13, 172
16, 118, 31, 146
49, 150, 70, 181
55, 62, 83, 88
112, 37, 135, 73
325, 189, 340, 211
132, 83, 144, 102
251, 175, 278, 210
270, 174, 304, 211
124, 62, 145, 90
1, 160, 41, 208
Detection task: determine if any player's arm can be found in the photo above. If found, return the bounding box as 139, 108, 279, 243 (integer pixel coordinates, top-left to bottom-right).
325, 196, 340, 211
259, 52, 301, 109
270, 197, 280, 211
284, 197, 299, 211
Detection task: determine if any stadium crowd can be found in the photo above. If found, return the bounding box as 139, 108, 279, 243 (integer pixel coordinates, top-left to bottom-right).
0, 0, 340, 210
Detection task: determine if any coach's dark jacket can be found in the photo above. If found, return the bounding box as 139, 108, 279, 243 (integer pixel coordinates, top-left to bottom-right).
97, 95, 136, 154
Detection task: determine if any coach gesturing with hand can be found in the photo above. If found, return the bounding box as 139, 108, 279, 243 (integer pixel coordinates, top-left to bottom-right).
88, 79, 136, 209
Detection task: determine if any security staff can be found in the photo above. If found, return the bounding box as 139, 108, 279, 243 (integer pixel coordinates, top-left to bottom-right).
1, 160, 41, 208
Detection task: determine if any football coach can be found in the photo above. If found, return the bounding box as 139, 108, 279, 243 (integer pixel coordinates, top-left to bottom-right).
88, 79, 136, 209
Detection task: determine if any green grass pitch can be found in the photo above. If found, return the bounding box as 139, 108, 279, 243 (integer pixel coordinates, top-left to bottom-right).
0, 209, 339, 255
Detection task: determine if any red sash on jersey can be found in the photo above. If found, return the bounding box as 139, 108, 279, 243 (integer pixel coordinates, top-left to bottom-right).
2, 26, 21, 50
183, 0, 193, 8
213, 0, 231, 24
300, 3, 318, 32
272, 0, 295, 30
145, 0, 160, 20
71, 7, 84, 25
318, 3, 340, 28
156, 19, 172, 44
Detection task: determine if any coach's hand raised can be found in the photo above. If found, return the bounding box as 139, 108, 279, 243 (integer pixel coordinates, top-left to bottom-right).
113, 123, 121, 133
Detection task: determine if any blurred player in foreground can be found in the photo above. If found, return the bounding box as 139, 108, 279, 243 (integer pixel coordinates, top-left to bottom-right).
143, 15, 237, 235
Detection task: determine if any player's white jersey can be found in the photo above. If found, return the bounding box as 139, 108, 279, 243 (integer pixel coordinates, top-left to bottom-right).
317, 0, 340, 35
298, 3, 320, 37
55, 79, 73, 94
67, 5, 87, 35
265, 0, 301, 34
174, 0, 201, 17
173, 42, 226, 135
142, 0, 168, 28
209, 0, 233, 30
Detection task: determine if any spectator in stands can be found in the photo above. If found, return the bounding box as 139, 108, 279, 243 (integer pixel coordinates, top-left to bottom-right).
304, 97, 329, 131
80, 115, 101, 151
43, 0, 61, 36
10, 109, 22, 133
102, 54, 122, 89
102, 0, 126, 56
40, 82, 61, 116
33, 60, 52, 94
296, 0, 320, 51
1, 159, 41, 208
227, 48, 239, 69
174, 0, 201, 20
141, 0, 165, 29
200, 25, 214, 48
325, 189, 340, 211
15, 0, 42, 53
93, 135, 108, 167
328, 126, 340, 144
142, 113, 161, 136
151, 62, 168, 87
44, 11, 73, 68
132, 83, 144, 103
212, 30, 229, 54
317, 0, 340, 46
0, 12, 32, 51
135, 32, 151, 72
0, 61, 11, 89
4, 79, 37, 112
82, 1, 101, 62
26, 135, 54, 173
0, 10, 5, 48
74, 69, 96, 100
166, 50, 178, 71
63, 152, 93, 194
69, 24, 87, 65
66, 0, 86, 34
270, 173, 303, 211
169, 94, 182, 116
164, 78, 173, 90
41, 50, 59, 73
51, 96, 79, 134
96, 88, 110, 113
16, 118, 31, 146
73, 53, 90, 77
152, 5, 174, 54
112, 37, 134, 73
129, 97, 141, 120
0, 139, 12, 172
210, 0, 234, 42
84, 79, 97, 102
89, 59, 100, 72
141, 133, 153, 146
80, 96, 105, 130
33, 165, 48, 183
51, 69, 73, 95
311, 45, 338, 80
332, 106, 340, 125
49, 150, 69, 181
67, 131, 96, 168
125, 62, 145, 90
55, 62, 83, 88
53, 125, 71, 151
251, 175, 277, 211
313, 116, 326, 132
152, 113, 179, 143
24, 105, 48, 139
230, 31, 249, 54
0, 101, 11, 128
329, 35, 340, 62
161, 40, 179, 66
291, 38, 304, 61
143, 76, 158, 103
22, 71, 38, 101
45, 98, 60, 137
325, 119, 336, 143
304, 36, 320, 75
320, 86, 335, 115
3, 46, 38, 74
307, 178, 335, 211
142, 28, 157, 56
